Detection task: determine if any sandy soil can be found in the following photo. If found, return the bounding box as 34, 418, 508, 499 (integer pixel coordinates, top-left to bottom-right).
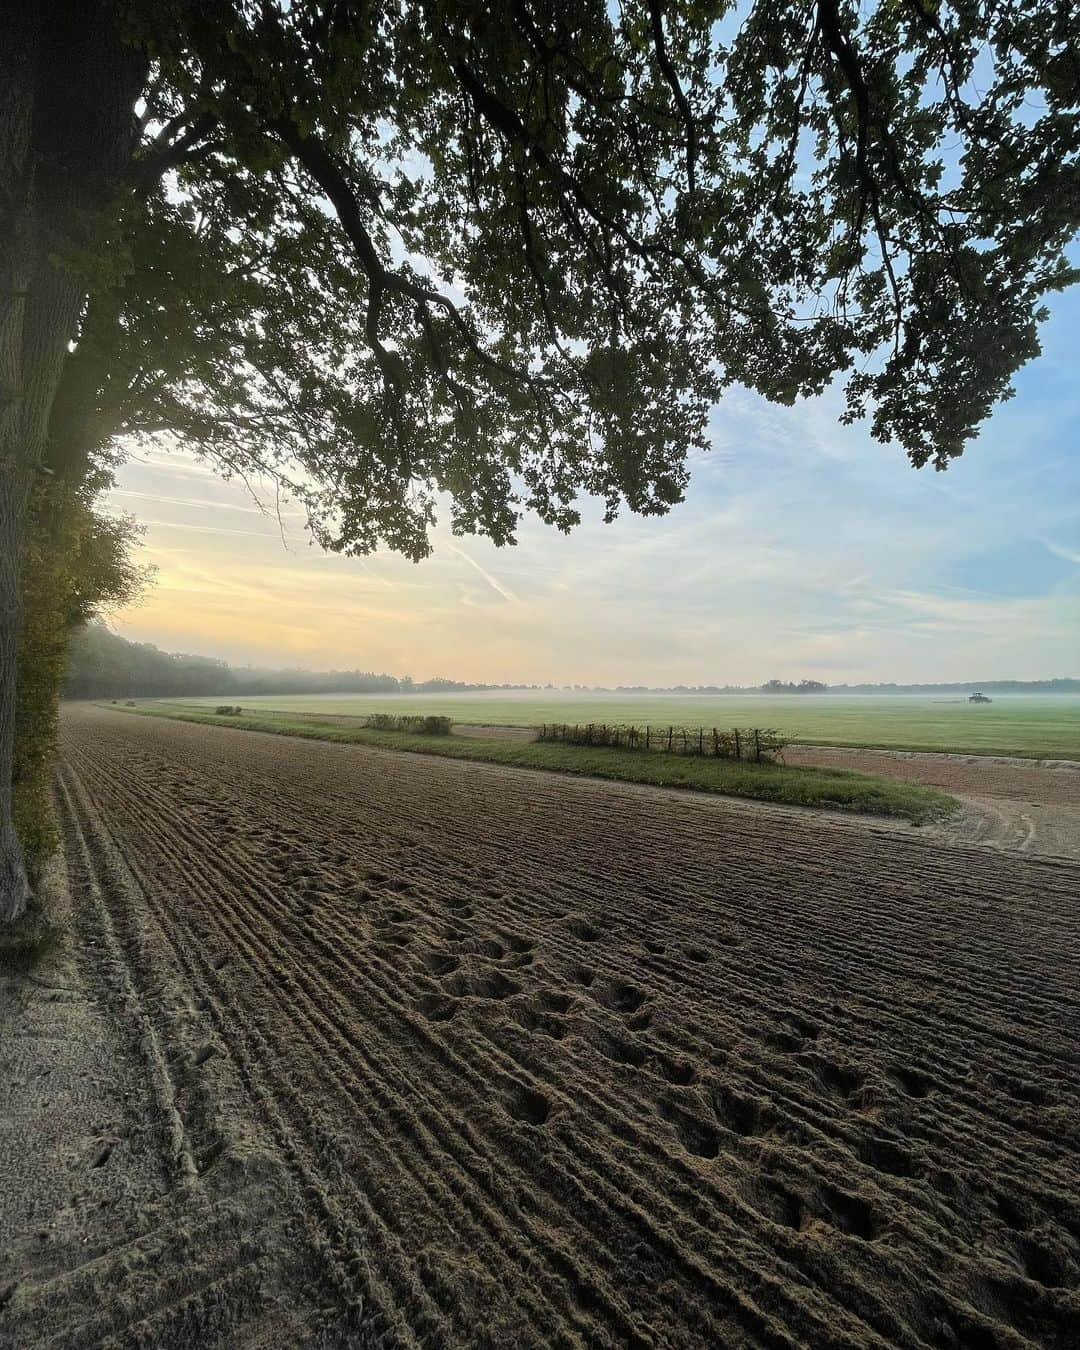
0, 768, 341, 1347
788, 745, 1080, 860
452, 722, 537, 741
4, 705, 1078, 1348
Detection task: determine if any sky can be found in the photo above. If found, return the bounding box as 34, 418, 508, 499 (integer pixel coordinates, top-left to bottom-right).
102, 286, 1080, 687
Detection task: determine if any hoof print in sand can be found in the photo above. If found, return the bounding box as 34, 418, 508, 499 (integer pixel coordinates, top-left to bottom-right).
506, 1084, 551, 1127
595, 979, 647, 1015
417, 993, 458, 1023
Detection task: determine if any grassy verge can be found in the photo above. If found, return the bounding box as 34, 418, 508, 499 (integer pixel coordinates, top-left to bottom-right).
792, 737, 1074, 760
112, 703, 957, 825
0, 907, 64, 975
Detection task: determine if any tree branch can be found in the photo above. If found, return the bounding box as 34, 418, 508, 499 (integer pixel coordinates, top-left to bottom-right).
645, 0, 698, 199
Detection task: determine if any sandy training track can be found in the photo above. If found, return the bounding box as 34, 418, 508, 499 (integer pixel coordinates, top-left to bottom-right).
786, 745, 1080, 861
10, 706, 1080, 1347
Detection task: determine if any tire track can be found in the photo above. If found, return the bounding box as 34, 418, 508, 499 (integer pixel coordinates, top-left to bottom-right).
54, 707, 1080, 1349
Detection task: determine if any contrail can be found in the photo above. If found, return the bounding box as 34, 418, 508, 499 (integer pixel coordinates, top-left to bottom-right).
448, 544, 518, 603
1044, 539, 1080, 565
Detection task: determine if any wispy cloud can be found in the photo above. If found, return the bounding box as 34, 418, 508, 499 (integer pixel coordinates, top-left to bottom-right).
1044, 539, 1080, 566
101, 285, 1080, 682
132, 517, 285, 539
111, 487, 306, 521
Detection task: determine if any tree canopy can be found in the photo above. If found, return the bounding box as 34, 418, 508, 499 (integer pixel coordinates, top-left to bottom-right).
82, 0, 1080, 560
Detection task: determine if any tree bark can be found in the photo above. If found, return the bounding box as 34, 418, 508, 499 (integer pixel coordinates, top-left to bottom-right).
0, 464, 32, 920
0, 2, 146, 922
0, 8, 41, 922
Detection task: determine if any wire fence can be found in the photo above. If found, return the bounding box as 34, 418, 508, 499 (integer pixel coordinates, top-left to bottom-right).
537, 723, 787, 763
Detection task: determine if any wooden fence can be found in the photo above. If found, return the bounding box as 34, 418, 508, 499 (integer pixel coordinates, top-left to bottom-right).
537, 723, 786, 763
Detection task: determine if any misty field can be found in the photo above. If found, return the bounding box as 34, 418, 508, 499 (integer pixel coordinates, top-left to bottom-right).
168, 692, 1080, 760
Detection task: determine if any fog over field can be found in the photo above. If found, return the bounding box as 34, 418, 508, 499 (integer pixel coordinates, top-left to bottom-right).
168, 690, 1080, 759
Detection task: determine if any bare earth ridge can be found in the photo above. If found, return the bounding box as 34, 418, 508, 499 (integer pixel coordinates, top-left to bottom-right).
2, 704, 1079, 1347
787, 746, 1080, 861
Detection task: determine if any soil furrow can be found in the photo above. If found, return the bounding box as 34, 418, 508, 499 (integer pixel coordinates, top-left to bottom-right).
62, 738, 817, 1345
49, 707, 1080, 1349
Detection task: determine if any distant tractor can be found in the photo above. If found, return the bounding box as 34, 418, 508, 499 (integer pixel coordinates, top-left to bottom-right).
969, 691, 992, 703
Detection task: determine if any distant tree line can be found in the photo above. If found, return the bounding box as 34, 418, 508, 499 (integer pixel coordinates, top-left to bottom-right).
63, 625, 544, 699
826, 679, 1080, 695
620, 678, 1080, 696
64, 625, 1080, 701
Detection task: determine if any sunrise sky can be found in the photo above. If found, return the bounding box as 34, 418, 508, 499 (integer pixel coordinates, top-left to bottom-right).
102, 284, 1080, 687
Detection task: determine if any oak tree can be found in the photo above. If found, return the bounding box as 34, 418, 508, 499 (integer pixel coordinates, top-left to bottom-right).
1, 0, 1077, 917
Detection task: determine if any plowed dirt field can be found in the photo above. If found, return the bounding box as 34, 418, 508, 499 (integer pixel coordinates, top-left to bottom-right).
7, 705, 1079, 1348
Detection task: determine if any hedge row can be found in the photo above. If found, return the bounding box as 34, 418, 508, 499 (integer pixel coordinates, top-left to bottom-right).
366, 713, 454, 736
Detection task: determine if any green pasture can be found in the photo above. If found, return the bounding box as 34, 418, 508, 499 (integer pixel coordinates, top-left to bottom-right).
162, 692, 1080, 760
112, 703, 956, 825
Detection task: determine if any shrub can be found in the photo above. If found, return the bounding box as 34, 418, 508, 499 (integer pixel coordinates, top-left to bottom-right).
14, 481, 150, 879
214, 705, 244, 715
366, 713, 453, 736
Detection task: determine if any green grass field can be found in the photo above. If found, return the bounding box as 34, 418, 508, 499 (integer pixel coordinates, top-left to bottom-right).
117, 703, 955, 824
164, 692, 1080, 759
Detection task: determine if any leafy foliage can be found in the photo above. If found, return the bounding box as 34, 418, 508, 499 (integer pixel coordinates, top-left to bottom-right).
69, 0, 1080, 565
64, 623, 408, 698
366, 713, 453, 735
14, 481, 149, 871
761, 679, 829, 694
63, 623, 546, 698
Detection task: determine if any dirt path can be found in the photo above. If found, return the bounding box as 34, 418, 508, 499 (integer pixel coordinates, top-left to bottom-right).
6, 705, 1079, 1347
0, 771, 342, 1347
788, 745, 1080, 860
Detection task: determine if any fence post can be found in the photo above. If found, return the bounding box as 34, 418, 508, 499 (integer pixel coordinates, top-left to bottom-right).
734, 728, 741, 761
645, 726, 650, 751
698, 728, 703, 756
667, 726, 673, 752
754, 728, 761, 762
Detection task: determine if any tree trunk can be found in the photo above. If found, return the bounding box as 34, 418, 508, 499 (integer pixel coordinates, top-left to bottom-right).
0, 465, 32, 921
0, 2, 146, 922
0, 8, 40, 923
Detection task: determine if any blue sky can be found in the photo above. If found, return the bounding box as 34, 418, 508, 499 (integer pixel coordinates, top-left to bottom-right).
105, 285, 1080, 685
